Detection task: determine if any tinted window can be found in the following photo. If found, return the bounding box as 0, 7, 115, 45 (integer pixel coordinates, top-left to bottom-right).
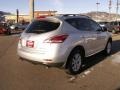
66, 18, 101, 31
114, 22, 118, 25
66, 18, 92, 31
90, 20, 101, 31
65, 18, 79, 29
26, 20, 60, 34
77, 18, 92, 31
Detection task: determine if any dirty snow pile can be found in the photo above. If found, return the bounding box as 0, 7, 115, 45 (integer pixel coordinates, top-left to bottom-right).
111, 52, 120, 64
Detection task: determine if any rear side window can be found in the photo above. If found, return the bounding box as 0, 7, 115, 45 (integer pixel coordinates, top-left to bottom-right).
26, 20, 60, 34
65, 18, 79, 29
77, 18, 92, 31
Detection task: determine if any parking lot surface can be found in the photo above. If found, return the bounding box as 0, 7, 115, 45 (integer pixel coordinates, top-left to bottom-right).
0, 34, 120, 90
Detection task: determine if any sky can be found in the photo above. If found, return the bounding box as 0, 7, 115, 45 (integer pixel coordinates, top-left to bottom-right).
0, 0, 118, 14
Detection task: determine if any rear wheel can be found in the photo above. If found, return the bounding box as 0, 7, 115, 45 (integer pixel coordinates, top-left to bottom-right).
67, 49, 83, 75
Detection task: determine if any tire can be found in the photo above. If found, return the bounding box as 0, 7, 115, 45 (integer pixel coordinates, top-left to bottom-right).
15, 27, 18, 30
6, 29, 11, 35
8, 31, 11, 35
104, 41, 112, 55
67, 48, 83, 75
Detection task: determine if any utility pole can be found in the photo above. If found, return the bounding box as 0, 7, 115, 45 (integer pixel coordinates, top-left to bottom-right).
96, 1, 100, 21
29, 0, 34, 22
116, 0, 119, 21
16, 9, 19, 23
109, 0, 112, 22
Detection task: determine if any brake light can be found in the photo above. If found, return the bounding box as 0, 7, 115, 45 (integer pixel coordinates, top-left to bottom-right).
44, 35, 68, 43
37, 16, 46, 19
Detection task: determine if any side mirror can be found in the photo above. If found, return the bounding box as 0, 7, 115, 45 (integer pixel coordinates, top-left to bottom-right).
102, 27, 107, 32
96, 27, 107, 32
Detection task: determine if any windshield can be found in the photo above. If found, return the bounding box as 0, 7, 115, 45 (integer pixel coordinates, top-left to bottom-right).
25, 20, 60, 34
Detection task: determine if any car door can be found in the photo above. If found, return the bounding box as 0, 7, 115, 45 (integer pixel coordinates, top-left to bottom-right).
90, 20, 107, 52
77, 18, 98, 56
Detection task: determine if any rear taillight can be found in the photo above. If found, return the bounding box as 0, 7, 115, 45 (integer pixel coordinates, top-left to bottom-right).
44, 34, 68, 43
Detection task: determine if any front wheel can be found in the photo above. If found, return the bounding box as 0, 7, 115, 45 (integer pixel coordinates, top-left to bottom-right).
67, 49, 83, 75
104, 41, 112, 55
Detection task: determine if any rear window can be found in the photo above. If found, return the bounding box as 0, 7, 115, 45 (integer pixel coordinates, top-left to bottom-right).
25, 20, 60, 34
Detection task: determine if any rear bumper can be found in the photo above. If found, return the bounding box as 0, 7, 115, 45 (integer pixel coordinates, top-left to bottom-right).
19, 57, 64, 67
17, 48, 67, 66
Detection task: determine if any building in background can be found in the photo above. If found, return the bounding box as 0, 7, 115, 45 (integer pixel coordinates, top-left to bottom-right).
5, 15, 29, 24
34, 11, 57, 17
4, 11, 57, 23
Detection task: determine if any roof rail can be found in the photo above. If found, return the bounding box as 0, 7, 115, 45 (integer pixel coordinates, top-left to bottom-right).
62, 14, 79, 17
57, 14, 79, 17
57, 14, 91, 18
79, 14, 91, 19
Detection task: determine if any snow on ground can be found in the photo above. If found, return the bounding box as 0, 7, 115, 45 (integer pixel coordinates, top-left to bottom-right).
111, 52, 120, 64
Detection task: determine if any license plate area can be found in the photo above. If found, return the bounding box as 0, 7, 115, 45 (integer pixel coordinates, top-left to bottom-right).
26, 40, 34, 48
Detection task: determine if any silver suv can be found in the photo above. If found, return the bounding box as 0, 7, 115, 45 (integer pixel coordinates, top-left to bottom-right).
17, 14, 112, 74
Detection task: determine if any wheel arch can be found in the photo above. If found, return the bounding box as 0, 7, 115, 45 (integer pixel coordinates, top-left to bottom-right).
108, 37, 112, 43
65, 45, 85, 69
